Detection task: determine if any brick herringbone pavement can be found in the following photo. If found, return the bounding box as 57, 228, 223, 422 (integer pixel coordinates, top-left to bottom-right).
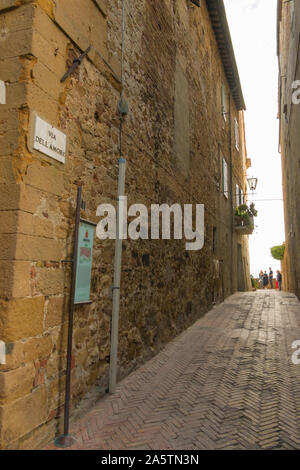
47, 291, 300, 450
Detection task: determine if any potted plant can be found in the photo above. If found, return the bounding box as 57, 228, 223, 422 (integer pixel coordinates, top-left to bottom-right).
235, 203, 257, 230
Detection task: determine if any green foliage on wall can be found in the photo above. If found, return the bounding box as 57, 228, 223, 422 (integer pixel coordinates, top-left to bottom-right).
271, 243, 286, 261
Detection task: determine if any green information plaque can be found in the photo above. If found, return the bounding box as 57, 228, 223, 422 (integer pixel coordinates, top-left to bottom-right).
74, 219, 96, 305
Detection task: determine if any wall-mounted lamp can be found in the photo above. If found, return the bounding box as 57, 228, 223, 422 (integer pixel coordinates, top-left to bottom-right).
247, 177, 258, 192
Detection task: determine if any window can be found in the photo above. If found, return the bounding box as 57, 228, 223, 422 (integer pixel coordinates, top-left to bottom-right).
234, 118, 239, 150
221, 84, 227, 121
240, 188, 244, 205
236, 185, 244, 206
222, 158, 228, 198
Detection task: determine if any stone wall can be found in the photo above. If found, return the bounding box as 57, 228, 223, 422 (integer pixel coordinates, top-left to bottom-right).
0, 0, 251, 449
278, 0, 300, 299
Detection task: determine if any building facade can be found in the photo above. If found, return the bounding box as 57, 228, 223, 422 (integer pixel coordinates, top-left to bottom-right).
277, 0, 300, 298
0, 0, 251, 449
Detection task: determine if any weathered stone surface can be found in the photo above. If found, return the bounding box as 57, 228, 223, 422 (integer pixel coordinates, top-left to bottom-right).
0, 210, 19, 233
0, 184, 20, 211
0, 57, 22, 83
0, 386, 47, 448
0, 363, 35, 405
0, 261, 31, 299
45, 296, 67, 329
35, 269, 65, 296
23, 336, 53, 362
53, 0, 108, 60
11, 418, 58, 450
278, 2, 300, 300
0, 4, 33, 59
46, 351, 67, 379
0, 342, 23, 372
0, 157, 15, 184
94, 0, 107, 16
0, 297, 45, 342
23, 163, 64, 197
0, 0, 252, 450
47, 375, 66, 414
14, 234, 63, 261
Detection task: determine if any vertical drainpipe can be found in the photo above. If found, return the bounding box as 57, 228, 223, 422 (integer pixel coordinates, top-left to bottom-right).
229, 94, 234, 293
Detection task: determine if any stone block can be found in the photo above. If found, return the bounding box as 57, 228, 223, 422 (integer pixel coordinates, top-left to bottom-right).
16, 418, 58, 450
32, 28, 67, 81
0, 386, 47, 448
46, 351, 67, 379
0, 0, 18, 11
36, 268, 65, 295
14, 234, 63, 261
0, 342, 23, 372
0, 297, 45, 342
0, 362, 35, 405
0, 184, 20, 211
94, 0, 107, 16
0, 127, 20, 155
23, 336, 53, 362
27, 82, 59, 125
0, 210, 19, 234
3, 82, 27, 109
0, 234, 16, 260
32, 216, 54, 239
0, 57, 23, 83
0, 109, 18, 134
45, 296, 67, 328
0, 0, 33, 12
0, 159, 15, 185
47, 375, 66, 413
0, 261, 31, 299
53, 0, 108, 61
50, 322, 69, 357
0, 24, 32, 60
30, 56, 65, 103
23, 162, 64, 196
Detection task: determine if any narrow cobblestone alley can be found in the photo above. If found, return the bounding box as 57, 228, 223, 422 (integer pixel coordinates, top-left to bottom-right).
47, 291, 300, 451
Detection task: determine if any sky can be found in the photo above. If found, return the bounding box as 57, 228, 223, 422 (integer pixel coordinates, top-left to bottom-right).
224, 0, 285, 277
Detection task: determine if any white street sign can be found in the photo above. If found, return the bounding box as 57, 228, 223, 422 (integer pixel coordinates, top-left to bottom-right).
33, 114, 67, 164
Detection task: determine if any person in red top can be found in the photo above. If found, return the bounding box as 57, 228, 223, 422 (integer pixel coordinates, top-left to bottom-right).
277, 271, 282, 291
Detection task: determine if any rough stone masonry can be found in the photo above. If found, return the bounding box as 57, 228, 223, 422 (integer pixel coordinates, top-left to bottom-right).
0, 0, 251, 449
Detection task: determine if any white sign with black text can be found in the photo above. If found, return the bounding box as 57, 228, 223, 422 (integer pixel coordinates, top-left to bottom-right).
33, 114, 67, 164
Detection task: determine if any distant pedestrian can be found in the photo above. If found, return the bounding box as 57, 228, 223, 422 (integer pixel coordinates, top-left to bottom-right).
269, 267, 274, 289
277, 270, 282, 291
259, 270, 263, 289
263, 271, 269, 289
